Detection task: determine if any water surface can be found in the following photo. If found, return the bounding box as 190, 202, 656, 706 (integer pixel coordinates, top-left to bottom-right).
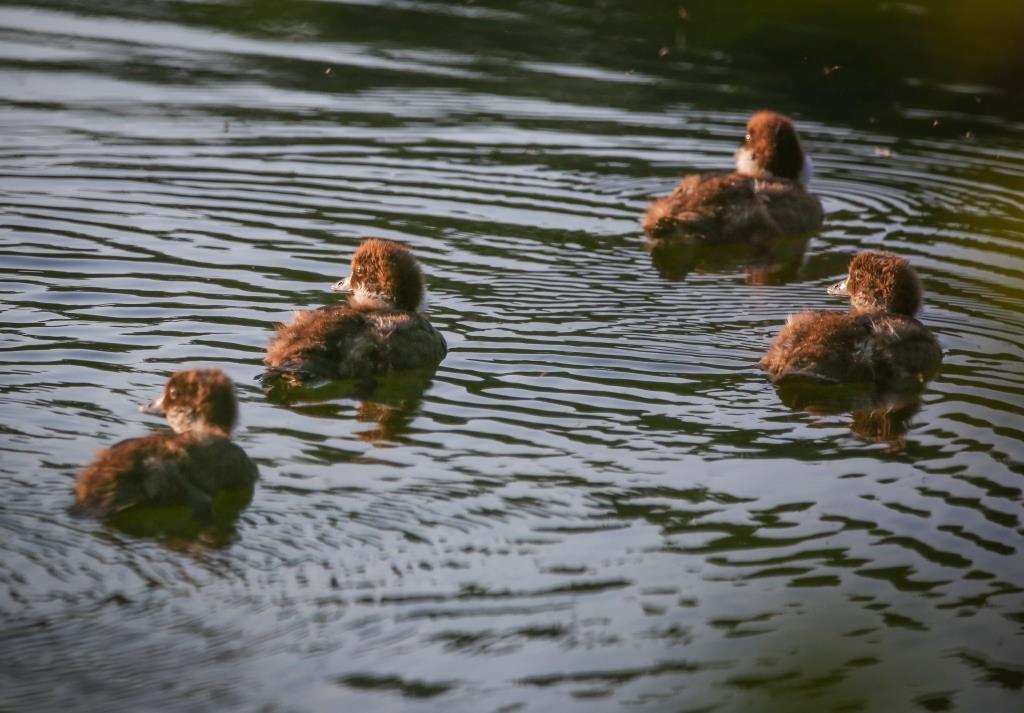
2, 2, 1023, 711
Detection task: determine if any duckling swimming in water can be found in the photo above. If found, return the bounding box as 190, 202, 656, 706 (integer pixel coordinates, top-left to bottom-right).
643, 111, 823, 242
74, 369, 258, 516
261, 238, 447, 387
761, 251, 942, 386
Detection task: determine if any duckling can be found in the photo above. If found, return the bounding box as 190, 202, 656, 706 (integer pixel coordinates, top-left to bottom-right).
761, 251, 942, 385
643, 111, 823, 242
74, 369, 258, 516
261, 238, 447, 386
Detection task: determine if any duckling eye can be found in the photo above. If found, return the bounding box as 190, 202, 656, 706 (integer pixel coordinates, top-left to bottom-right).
168, 387, 177, 398
745, 133, 751, 143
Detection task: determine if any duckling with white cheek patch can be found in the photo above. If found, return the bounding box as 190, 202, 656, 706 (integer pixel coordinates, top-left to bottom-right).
73, 369, 258, 517
261, 238, 447, 386
760, 251, 942, 386
644, 111, 822, 242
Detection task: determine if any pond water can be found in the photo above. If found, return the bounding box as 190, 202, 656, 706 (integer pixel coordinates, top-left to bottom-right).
2, 1, 1023, 711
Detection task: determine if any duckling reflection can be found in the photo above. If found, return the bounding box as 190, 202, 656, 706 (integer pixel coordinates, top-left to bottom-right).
101, 490, 256, 548
645, 231, 809, 285
351, 370, 431, 445
73, 369, 258, 541
775, 381, 923, 445
264, 369, 434, 446
352, 395, 422, 444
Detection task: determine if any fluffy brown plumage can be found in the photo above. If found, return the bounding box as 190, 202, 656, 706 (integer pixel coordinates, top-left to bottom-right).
643, 111, 822, 242
73, 369, 258, 516
761, 251, 942, 385
262, 238, 447, 386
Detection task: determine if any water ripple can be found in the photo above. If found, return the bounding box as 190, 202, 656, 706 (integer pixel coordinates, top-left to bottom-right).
2, 2, 1023, 712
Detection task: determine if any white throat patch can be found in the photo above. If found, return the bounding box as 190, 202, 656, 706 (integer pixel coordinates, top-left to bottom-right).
166, 408, 199, 435
734, 147, 766, 177
350, 286, 393, 310
735, 147, 813, 187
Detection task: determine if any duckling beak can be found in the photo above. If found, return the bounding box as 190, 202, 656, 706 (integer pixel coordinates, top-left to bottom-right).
331, 276, 353, 294
139, 394, 165, 416
827, 278, 848, 296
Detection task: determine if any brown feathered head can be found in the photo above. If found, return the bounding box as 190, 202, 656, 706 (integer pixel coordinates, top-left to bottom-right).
735, 111, 809, 184
331, 238, 425, 311
140, 368, 239, 435
827, 251, 924, 316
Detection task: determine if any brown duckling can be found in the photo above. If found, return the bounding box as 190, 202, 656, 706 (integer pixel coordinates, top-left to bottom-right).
643, 111, 823, 242
761, 251, 942, 385
74, 369, 258, 516
261, 238, 447, 386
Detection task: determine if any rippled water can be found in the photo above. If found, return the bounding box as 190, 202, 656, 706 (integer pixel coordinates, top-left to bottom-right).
2, 2, 1023, 711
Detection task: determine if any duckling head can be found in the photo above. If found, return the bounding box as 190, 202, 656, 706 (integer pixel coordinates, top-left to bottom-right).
140, 368, 239, 436
827, 251, 924, 316
331, 238, 425, 311
735, 111, 812, 186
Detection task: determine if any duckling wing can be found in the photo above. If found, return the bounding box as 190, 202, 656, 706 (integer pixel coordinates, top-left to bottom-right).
182, 437, 259, 493
175, 437, 258, 520
73, 434, 193, 515
867, 315, 943, 385
371, 311, 448, 372
754, 179, 824, 235
761, 311, 875, 384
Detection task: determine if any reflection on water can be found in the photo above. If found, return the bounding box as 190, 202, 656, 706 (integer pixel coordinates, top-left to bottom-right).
645, 233, 810, 285
1, 1, 1023, 711
774, 381, 925, 447
101, 487, 255, 549
268, 370, 436, 446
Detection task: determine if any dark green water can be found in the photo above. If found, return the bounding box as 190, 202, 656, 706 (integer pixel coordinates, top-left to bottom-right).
1, 1, 1023, 711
